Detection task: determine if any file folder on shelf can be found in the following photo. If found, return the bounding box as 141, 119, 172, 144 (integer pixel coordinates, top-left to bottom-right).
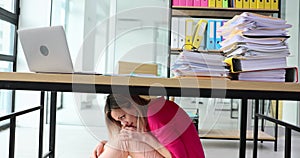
257, 0, 264, 9
215, 20, 223, 50
229, 0, 235, 7
271, 0, 278, 10
264, 0, 271, 9
235, 0, 243, 8
186, 0, 194, 6
208, 0, 216, 7
178, 18, 186, 49
172, 0, 180, 6
216, 0, 223, 7
243, 0, 250, 8
192, 19, 208, 49
201, 0, 208, 6
185, 19, 194, 50
179, 0, 187, 6
250, 0, 257, 8
171, 18, 179, 49
206, 20, 216, 50
223, 0, 229, 8
194, 0, 201, 6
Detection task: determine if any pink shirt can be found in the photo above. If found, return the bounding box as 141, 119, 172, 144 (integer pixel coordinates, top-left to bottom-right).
147, 97, 205, 158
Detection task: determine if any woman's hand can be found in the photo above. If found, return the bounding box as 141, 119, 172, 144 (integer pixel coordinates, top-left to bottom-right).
119, 127, 172, 158
119, 127, 152, 142
90, 140, 107, 158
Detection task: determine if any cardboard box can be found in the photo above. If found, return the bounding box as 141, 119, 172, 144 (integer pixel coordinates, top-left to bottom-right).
118, 61, 158, 76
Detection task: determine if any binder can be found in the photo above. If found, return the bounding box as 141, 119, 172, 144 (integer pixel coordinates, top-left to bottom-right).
264, 0, 271, 9
208, 0, 216, 7
178, 18, 186, 49
173, 0, 180, 6
206, 20, 215, 50
250, 0, 257, 8
194, 0, 201, 6
257, 0, 264, 9
201, 0, 208, 7
235, 0, 243, 8
192, 19, 208, 49
185, 19, 194, 50
216, 0, 223, 7
243, 0, 250, 8
229, 0, 235, 7
179, 0, 187, 6
215, 20, 223, 50
186, 0, 194, 6
171, 18, 179, 48
271, 0, 279, 10
223, 0, 229, 8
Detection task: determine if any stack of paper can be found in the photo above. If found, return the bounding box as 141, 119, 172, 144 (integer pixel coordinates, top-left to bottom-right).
217, 12, 297, 82
171, 51, 228, 77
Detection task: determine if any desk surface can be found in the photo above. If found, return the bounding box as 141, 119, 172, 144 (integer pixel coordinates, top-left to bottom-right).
0, 72, 300, 100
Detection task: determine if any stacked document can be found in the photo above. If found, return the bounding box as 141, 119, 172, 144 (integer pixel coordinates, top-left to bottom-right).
218, 12, 297, 82
171, 51, 228, 77
229, 67, 298, 82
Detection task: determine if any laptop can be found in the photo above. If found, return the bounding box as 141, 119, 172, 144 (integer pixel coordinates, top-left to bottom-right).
18, 25, 100, 75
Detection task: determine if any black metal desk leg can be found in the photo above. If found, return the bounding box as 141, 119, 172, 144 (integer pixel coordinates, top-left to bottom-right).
274, 100, 279, 151
38, 91, 45, 158
9, 117, 16, 158
284, 128, 291, 158
253, 99, 259, 158
49, 91, 57, 158
239, 98, 248, 158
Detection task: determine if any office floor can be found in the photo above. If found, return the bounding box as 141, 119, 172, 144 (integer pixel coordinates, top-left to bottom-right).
1, 94, 300, 158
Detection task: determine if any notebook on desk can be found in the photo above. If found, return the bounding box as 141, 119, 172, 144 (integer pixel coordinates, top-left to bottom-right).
17, 26, 100, 75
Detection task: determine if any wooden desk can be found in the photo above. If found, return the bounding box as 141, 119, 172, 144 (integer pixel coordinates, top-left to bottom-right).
1, 72, 300, 158
1, 72, 300, 99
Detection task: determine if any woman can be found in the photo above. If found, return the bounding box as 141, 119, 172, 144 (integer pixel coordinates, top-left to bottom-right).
91, 94, 205, 158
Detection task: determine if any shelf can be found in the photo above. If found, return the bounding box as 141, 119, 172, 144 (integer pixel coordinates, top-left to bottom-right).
199, 129, 275, 141
172, 6, 279, 18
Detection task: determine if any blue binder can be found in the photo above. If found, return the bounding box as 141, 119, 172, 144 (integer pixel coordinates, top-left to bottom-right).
206, 19, 216, 50
215, 20, 223, 50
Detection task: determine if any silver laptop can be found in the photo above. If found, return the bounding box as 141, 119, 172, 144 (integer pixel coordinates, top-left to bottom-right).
18, 26, 99, 74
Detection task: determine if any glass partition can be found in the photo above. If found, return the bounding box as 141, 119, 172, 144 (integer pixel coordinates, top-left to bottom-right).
0, 0, 18, 128
51, 0, 169, 76
0, 61, 13, 126
114, 0, 169, 76
0, 0, 15, 13
0, 20, 15, 56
